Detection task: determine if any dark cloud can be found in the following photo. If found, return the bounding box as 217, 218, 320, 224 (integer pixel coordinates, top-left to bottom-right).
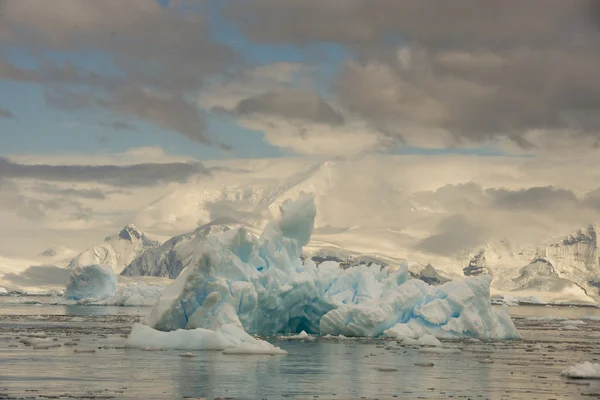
227, 0, 600, 147
583, 188, 600, 210
98, 87, 207, 143
0, 107, 14, 119
227, 1, 592, 51
43, 90, 93, 111
486, 186, 579, 210
31, 183, 109, 200
98, 121, 137, 132
1, 58, 208, 142
416, 214, 487, 255
0, 1, 234, 144
0, 157, 207, 187
234, 90, 344, 125
2, 266, 71, 286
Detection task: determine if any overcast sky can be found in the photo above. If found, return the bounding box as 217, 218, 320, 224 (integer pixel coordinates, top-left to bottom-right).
1, 0, 600, 257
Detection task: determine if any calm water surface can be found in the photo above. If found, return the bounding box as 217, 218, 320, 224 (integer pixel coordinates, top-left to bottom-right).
1, 297, 599, 400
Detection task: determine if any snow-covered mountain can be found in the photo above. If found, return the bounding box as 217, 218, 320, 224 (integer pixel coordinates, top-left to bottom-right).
121, 219, 247, 278
37, 246, 78, 267
68, 224, 162, 274
457, 224, 600, 303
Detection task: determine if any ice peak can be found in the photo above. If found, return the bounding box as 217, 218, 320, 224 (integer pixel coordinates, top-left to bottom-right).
117, 224, 142, 242
560, 223, 598, 247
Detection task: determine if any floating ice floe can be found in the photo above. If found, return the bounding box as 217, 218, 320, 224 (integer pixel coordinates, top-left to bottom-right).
561, 362, 600, 379
128, 194, 520, 351
126, 322, 286, 354
526, 316, 569, 322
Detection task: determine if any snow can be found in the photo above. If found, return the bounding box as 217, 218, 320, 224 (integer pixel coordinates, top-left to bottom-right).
140, 194, 520, 342
121, 220, 248, 278
561, 362, 600, 379
37, 246, 78, 267
64, 264, 117, 301
68, 224, 162, 274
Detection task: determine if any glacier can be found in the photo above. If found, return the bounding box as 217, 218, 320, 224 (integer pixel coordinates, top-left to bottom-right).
132, 194, 519, 349
64, 264, 117, 301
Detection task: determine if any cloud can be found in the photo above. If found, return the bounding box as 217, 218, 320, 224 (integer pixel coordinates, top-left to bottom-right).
227, 1, 592, 51
417, 214, 487, 255
0, 157, 207, 187
486, 186, 579, 210
98, 121, 137, 132
31, 183, 110, 200
225, 1, 600, 149
233, 90, 344, 125
98, 87, 208, 143
202, 63, 380, 156
0, 107, 14, 119
43, 90, 93, 111
0, 0, 234, 144
8, 146, 197, 166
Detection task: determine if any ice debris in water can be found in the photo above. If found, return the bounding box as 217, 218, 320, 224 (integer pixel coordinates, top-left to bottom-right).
64, 264, 117, 301
561, 362, 600, 379
130, 194, 520, 351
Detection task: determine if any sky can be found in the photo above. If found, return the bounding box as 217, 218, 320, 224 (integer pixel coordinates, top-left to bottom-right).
2, 0, 600, 257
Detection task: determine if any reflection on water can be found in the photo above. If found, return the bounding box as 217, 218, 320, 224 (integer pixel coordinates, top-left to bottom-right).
0, 304, 599, 399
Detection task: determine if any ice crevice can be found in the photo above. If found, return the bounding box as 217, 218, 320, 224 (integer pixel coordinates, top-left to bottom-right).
126, 194, 520, 352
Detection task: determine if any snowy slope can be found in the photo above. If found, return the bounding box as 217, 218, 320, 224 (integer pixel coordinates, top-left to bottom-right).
36, 246, 78, 268
121, 219, 248, 278
457, 226, 600, 303
68, 224, 162, 274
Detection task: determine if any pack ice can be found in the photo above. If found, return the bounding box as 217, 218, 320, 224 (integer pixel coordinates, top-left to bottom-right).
128, 194, 519, 352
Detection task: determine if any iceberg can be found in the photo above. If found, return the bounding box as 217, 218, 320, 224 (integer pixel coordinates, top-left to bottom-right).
135, 194, 519, 348
64, 264, 117, 301
93, 283, 166, 306
561, 362, 600, 379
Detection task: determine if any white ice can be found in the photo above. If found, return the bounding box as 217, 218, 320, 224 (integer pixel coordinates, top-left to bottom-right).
136, 194, 520, 347
64, 264, 117, 301
89, 283, 165, 306
126, 322, 286, 354
561, 362, 600, 379
526, 316, 569, 322
0, 287, 7, 295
